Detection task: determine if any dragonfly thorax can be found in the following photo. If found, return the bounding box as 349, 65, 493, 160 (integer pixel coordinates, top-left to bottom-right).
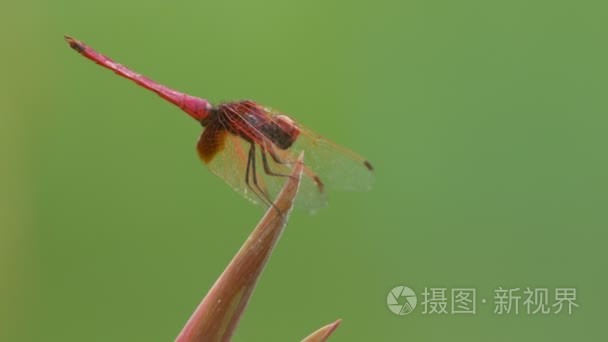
213, 101, 301, 150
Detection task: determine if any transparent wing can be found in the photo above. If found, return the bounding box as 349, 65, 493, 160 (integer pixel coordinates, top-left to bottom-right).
287, 121, 375, 192
196, 122, 268, 207
197, 102, 374, 212
197, 128, 328, 211
261, 106, 375, 191
258, 131, 375, 212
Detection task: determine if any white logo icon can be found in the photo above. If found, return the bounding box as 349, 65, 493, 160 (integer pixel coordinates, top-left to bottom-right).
387, 286, 417, 315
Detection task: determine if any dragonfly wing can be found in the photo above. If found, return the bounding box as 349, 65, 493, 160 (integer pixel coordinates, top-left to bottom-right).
263, 144, 330, 211
291, 126, 375, 192
197, 123, 260, 206
196, 122, 290, 207
219, 105, 331, 211
196, 102, 374, 212
260, 129, 373, 212
196, 126, 328, 211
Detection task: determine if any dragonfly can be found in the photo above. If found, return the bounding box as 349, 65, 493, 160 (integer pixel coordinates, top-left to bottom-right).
65, 36, 373, 211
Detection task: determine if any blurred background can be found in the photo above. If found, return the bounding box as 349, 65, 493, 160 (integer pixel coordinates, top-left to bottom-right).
1, 0, 606, 341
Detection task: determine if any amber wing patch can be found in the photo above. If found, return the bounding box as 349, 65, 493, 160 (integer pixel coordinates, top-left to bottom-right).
197, 123, 227, 163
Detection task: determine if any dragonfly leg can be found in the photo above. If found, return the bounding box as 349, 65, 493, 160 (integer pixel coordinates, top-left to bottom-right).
244, 141, 253, 192
261, 148, 296, 180
267, 146, 289, 165
245, 142, 272, 207
248, 143, 288, 217
249, 143, 267, 198
267, 145, 324, 193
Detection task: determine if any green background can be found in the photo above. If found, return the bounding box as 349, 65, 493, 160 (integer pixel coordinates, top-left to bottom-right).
1, 0, 606, 341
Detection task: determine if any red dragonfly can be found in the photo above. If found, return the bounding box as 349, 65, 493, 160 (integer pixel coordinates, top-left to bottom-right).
65, 36, 373, 211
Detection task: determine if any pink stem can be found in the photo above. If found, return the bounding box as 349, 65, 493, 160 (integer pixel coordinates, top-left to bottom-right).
65, 36, 211, 121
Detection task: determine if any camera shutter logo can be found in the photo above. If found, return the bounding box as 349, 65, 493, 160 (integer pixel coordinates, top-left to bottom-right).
387, 286, 417, 315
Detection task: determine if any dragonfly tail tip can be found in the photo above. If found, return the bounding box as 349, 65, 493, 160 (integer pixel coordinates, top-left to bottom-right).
64, 36, 85, 53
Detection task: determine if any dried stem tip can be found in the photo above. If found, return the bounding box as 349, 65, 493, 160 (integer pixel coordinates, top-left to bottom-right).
301, 319, 342, 342
175, 153, 305, 342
